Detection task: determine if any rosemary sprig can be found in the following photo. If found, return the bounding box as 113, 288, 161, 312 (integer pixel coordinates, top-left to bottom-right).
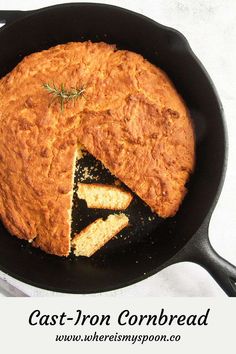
43, 82, 85, 111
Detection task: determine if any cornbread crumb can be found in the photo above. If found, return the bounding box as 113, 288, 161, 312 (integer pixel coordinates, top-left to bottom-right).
114, 179, 121, 186
78, 166, 100, 182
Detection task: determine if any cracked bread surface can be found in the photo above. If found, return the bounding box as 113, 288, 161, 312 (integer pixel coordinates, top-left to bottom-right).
0, 41, 194, 256
78, 90, 194, 217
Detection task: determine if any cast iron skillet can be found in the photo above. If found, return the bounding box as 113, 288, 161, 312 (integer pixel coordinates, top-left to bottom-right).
0, 3, 236, 296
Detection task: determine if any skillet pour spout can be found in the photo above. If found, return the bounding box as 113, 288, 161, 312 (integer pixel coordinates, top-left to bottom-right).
0, 3, 235, 296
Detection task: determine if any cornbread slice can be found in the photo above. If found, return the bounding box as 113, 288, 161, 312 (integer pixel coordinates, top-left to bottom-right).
77, 183, 133, 209
72, 214, 129, 257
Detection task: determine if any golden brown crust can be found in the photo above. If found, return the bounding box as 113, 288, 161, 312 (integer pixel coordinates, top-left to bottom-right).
0, 41, 194, 256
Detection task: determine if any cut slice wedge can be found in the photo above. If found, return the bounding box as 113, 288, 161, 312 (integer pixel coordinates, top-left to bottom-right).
72, 213, 129, 257
77, 182, 133, 210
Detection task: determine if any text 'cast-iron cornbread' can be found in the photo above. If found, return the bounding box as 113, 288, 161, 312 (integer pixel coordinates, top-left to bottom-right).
0, 41, 195, 256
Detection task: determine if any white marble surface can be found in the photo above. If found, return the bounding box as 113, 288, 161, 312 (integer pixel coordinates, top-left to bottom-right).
0, 0, 235, 297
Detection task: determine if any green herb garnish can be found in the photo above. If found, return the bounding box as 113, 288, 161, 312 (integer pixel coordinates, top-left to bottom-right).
43, 83, 85, 111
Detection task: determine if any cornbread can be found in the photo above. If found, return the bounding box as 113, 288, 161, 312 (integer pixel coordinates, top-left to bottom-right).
0, 41, 195, 256
77, 183, 133, 209
72, 214, 129, 257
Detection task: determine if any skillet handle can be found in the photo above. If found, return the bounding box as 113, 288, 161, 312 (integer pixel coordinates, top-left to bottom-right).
180, 224, 236, 296
0, 11, 25, 26
196, 239, 236, 296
